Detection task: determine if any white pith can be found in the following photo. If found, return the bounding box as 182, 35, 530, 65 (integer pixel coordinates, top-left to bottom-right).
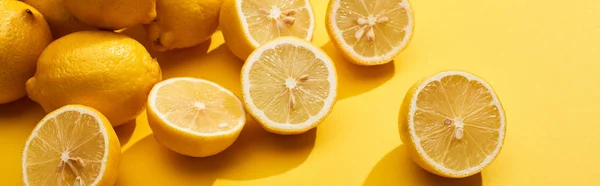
237, 0, 315, 47
408, 71, 506, 176
329, 0, 414, 64
148, 77, 246, 137
241, 37, 338, 131
22, 105, 110, 186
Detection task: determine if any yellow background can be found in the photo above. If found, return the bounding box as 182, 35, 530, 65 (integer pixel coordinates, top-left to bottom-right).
2, 0, 600, 185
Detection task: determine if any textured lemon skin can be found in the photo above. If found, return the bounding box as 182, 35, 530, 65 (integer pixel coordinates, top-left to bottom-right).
26, 31, 162, 126
219, 0, 257, 60
22, 0, 95, 38
144, 0, 223, 51
325, 0, 416, 66
398, 73, 507, 178
0, 1, 52, 104
21, 105, 121, 186
147, 106, 245, 157
64, 0, 157, 30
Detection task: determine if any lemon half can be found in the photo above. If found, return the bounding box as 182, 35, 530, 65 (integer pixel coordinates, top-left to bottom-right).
399, 71, 506, 178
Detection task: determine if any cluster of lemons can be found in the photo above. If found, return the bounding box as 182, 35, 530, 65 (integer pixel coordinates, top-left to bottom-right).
1, 0, 506, 185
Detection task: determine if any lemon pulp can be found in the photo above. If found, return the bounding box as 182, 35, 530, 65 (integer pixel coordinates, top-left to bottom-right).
152, 79, 245, 134
242, 0, 314, 45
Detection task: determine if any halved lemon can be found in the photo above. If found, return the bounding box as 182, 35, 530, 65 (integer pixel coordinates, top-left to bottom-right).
147, 77, 246, 157
220, 0, 315, 60
22, 105, 120, 186
399, 71, 506, 178
326, 0, 414, 65
241, 37, 337, 135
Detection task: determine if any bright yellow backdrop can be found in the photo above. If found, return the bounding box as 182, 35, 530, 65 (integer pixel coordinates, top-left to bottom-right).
2, 0, 600, 185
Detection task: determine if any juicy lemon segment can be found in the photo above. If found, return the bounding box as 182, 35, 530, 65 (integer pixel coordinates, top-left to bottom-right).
242, 0, 314, 45
242, 37, 337, 135
399, 71, 506, 178
22, 105, 120, 186
326, 0, 414, 65
148, 78, 246, 157
220, 0, 315, 60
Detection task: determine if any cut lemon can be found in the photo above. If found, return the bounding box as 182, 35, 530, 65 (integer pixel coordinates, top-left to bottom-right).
241, 37, 337, 135
326, 0, 414, 65
22, 105, 120, 186
399, 71, 506, 178
147, 77, 246, 157
220, 0, 315, 60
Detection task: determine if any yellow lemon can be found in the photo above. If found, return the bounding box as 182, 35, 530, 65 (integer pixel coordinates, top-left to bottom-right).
241, 37, 337, 135
64, 0, 157, 30
326, 0, 414, 65
0, 0, 52, 104
219, 0, 315, 60
147, 78, 246, 157
144, 0, 223, 51
22, 0, 95, 38
26, 31, 162, 126
22, 105, 120, 186
399, 71, 506, 178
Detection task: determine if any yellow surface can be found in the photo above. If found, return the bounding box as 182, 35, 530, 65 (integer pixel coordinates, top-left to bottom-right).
2, 0, 600, 185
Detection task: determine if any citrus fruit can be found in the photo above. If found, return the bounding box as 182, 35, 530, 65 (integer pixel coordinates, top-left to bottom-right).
144, 0, 223, 51
399, 71, 506, 178
241, 37, 337, 135
22, 105, 120, 186
22, 0, 95, 38
0, 0, 52, 104
326, 0, 414, 65
64, 0, 157, 30
147, 78, 246, 157
26, 31, 162, 126
220, 0, 315, 60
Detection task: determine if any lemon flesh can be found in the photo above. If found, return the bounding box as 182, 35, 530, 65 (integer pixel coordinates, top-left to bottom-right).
327, 0, 414, 65
22, 105, 120, 186
148, 78, 246, 157
400, 71, 506, 178
241, 0, 313, 45
242, 37, 337, 135
220, 0, 315, 60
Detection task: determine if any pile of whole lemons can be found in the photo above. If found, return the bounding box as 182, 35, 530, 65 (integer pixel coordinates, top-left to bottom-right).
2, 0, 507, 185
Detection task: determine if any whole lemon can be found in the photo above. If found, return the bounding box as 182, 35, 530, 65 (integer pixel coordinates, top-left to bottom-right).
0, 1, 52, 104
26, 31, 162, 126
64, 0, 157, 30
144, 0, 223, 51
23, 0, 95, 38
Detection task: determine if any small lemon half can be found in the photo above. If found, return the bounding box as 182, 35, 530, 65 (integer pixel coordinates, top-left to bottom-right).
147, 78, 246, 157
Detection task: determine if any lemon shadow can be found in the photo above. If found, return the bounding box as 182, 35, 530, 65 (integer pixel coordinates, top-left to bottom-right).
118, 24, 212, 61
0, 97, 45, 128
155, 43, 243, 95
120, 25, 241, 93
364, 145, 482, 186
116, 118, 316, 185
114, 119, 136, 147
320, 41, 396, 100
